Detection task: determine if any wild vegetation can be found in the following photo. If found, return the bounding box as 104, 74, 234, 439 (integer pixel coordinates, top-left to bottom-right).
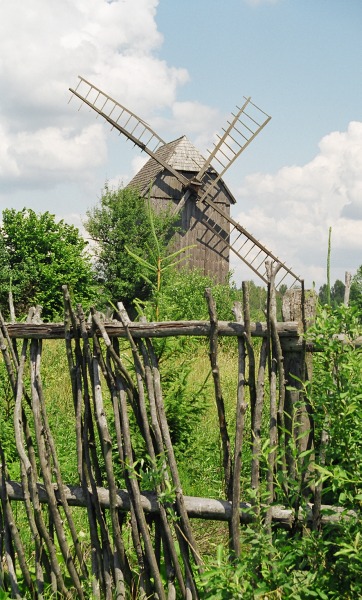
0, 195, 362, 598
0, 208, 98, 321
85, 186, 180, 314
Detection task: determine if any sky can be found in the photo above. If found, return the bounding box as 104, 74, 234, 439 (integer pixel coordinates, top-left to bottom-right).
0, 0, 361, 290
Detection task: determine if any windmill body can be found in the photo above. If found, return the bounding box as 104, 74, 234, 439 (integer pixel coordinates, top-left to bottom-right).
69, 76, 302, 289
128, 135, 235, 282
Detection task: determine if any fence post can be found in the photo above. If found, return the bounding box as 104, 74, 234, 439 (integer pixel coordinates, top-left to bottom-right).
281, 288, 317, 486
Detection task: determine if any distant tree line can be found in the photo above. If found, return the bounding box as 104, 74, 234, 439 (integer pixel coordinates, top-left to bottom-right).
318, 276, 362, 310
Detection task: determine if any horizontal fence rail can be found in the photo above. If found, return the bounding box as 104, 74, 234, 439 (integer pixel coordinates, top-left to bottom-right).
4, 480, 355, 530
4, 320, 361, 349
4, 319, 299, 339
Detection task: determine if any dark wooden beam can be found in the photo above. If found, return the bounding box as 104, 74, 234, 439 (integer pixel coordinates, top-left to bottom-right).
3, 320, 300, 340
3, 480, 354, 530
3, 320, 360, 349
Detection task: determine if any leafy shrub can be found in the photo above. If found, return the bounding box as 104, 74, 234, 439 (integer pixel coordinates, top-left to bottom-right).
308, 304, 362, 505
161, 356, 210, 455
197, 303, 362, 599
0, 361, 18, 477
85, 185, 178, 312
198, 517, 362, 599
142, 267, 242, 322
0, 208, 98, 321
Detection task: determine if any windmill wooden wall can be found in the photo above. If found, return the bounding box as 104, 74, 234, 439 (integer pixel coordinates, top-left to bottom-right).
128, 136, 236, 283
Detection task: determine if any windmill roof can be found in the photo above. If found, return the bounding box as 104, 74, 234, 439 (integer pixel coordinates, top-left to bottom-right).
128, 136, 206, 193
167, 135, 206, 171
128, 135, 236, 204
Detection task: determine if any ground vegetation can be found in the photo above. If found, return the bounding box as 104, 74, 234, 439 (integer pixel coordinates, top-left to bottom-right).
0, 208, 97, 321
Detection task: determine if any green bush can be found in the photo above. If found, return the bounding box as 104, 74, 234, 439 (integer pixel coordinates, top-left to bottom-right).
197, 303, 362, 599
141, 267, 242, 322
199, 518, 362, 599
85, 185, 178, 312
308, 304, 362, 506
0, 208, 98, 321
161, 356, 210, 456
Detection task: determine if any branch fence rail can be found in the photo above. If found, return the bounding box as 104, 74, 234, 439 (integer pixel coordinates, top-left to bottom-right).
0, 278, 355, 599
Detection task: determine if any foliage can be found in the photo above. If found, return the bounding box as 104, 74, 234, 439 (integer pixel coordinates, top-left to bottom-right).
140, 268, 283, 326
141, 267, 243, 322
0, 208, 97, 321
0, 360, 18, 477
197, 303, 362, 599
125, 198, 194, 319
161, 356, 210, 455
350, 264, 362, 312
308, 303, 362, 505
85, 185, 178, 312
318, 279, 345, 307
198, 517, 362, 599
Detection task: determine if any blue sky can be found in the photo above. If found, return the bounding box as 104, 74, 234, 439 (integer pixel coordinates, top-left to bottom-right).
155, 0, 362, 167
1, 0, 361, 289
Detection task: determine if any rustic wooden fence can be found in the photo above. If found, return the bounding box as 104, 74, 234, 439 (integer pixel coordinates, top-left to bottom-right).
0, 274, 347, 599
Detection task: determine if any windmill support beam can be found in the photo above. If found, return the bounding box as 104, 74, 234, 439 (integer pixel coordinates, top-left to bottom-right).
172, 189, 193, 215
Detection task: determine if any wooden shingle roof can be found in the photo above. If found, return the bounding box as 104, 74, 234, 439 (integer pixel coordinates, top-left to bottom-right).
128, 136, 205, 194
128, 135, 236, 204
167, 135, 206, 171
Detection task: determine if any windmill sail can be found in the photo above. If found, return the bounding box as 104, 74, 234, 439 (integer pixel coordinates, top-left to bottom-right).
69, 76, 190, 187
70, 76, 165, 152
195, 97, 271, 186
197, 194, 301, 288
69, 76, 302, 288
192, 99, 301, 287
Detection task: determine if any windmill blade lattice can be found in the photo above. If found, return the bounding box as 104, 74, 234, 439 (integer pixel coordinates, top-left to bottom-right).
193, 98, 301, 287
69, 77, 191, 187
69, 76, 166, 152
197, 194, 302, 288
195, 97, 271, 196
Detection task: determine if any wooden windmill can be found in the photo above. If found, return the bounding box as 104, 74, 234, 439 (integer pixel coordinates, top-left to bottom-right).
69, 76, 302, 288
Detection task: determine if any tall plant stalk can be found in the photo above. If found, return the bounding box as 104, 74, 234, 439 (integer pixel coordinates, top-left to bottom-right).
327, 226, 332, 306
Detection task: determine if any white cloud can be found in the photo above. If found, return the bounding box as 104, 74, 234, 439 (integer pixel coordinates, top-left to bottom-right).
4, 124, 107, 186
131, 155, 149, 177
0, 0, 189, 193
232, 121, 362, 288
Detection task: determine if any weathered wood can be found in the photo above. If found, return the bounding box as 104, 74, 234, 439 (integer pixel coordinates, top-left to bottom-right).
2, 481, 355, 529
1, 279, 359, 598
251, 338, 268, 496
29, 339, 85, 598
265, 263, 282, 531
231, 302, 247, 556
205, 289, 232, 501
5, 320, 362, 352
4, 320, 300, 340
282, 288, 317, 502
344, 272, 352, 306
